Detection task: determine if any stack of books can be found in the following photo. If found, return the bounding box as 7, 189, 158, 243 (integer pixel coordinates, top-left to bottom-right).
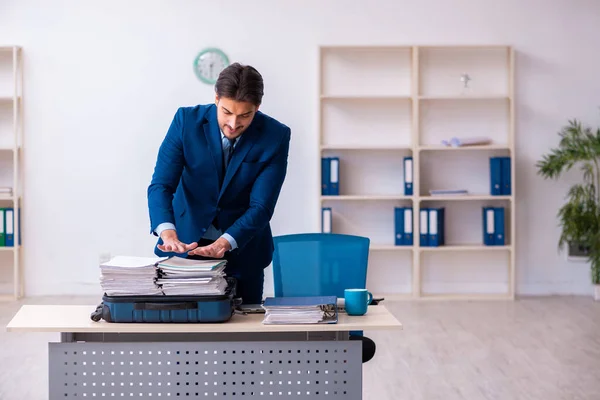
261, 296, 338, 325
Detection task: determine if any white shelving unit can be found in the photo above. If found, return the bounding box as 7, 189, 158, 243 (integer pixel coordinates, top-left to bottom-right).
319, 45, 515, 300
0, 46, 23, 300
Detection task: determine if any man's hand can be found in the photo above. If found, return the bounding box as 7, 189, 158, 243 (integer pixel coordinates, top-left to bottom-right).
188, 237, 231, 259
157, 229, 198, 253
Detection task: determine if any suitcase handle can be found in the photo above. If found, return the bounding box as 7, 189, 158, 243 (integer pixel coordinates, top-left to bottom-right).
134, 302, 198, 311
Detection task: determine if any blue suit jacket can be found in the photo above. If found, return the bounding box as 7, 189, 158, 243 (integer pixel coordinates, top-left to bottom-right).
147, 104, 291, 274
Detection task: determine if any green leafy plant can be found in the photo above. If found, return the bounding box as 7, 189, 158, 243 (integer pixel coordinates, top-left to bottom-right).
536, 119, 600, 284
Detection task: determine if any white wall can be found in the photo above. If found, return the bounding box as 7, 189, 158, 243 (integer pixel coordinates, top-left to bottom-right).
0, 0, 599, 297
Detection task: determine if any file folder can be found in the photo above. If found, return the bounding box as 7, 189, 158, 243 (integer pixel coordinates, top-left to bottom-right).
404, 207, 413, 245
428, 207, 445, 247
329, 157, 339, 195
404, 157, 413, 195
0, 208, 4, 247
394, 207, 404, 245
419, 208, 429, 246
321, 207, 332, 233
5, 208, 14, 247
490, 157, 502, 195
494, 207, 505, 245
482, 207, 495, 245
394, 207, 413, 246
501, 157, 511, 195
482, 207, 505, 246
321, 157, 330, 195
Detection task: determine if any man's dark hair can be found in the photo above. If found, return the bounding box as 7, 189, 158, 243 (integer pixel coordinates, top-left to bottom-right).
215, 63, 264, 106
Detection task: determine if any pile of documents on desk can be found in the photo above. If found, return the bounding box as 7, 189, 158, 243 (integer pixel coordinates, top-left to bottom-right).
156, 257, 227, 295
261, 296, 338, 325
99, 256, 164, 296
99, 256, 227, 296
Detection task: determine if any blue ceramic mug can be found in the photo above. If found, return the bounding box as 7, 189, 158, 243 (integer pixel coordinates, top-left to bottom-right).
344, 289, 373, 316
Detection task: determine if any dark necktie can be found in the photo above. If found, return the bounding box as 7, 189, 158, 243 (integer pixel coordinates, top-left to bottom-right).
223, 137, 236, 169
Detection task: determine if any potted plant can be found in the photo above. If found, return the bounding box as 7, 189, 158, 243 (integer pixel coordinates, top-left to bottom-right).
536, 118, 600, 300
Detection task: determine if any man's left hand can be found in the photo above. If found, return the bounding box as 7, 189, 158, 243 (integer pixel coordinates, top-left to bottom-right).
187, 237, 231, 258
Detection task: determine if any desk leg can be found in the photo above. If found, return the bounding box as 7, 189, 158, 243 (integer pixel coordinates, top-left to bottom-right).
50, 331, 361, 400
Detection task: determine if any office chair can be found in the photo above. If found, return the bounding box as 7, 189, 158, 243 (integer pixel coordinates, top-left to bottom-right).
271, 233, 377, 363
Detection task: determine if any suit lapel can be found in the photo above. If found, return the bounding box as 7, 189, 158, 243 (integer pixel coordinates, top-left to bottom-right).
218, 117, 262, 200
203, 107, 224, 186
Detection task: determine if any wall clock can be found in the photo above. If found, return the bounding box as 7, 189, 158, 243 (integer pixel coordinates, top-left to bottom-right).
193, 48, 230, 85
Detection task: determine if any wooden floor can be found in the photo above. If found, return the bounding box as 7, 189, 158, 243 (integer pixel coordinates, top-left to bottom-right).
1, 295, 599, 399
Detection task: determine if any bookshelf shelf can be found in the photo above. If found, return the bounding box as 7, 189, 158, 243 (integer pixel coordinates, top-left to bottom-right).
320, 95, 412, 101
319, 45, 515, 300
0, 46, 23, 301
0, 96, 21, 102
370, 245, 413, 251
419, 194, 512, 201
321, 195, 412, 201
0, 245, 19, 252
419, 293, 511, 301
419, 244, 512, 252
418, 144, 510, 152
418, 95, 509, 100
320, 145, 412, 151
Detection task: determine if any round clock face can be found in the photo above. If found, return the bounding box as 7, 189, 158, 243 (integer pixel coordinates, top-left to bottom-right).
193, 48, 230, 85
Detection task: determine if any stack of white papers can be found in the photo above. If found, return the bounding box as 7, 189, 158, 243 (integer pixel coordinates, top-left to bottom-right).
429, 189, 468, 196
100, 256, 164, 296
156, 258, 228, 296
261, 296, 338, 325
263, 307, 328, 324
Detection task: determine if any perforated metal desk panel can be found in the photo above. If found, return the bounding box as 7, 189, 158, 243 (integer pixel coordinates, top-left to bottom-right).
7, 305, 402, 400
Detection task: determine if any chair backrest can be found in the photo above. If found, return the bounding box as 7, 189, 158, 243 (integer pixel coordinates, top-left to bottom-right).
272, 233, 370, 298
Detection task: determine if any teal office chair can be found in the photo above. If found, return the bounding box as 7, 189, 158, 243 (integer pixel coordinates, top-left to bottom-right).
271, 233, 378, 362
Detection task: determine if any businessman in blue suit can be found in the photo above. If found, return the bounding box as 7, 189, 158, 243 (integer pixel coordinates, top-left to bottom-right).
147, 63, 291, 304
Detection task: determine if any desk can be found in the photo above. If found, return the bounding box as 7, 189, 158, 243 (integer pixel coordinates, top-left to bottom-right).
7, 305, 402, 400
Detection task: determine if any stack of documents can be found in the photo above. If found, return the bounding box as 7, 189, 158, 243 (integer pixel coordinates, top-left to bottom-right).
440, 136, 492, 147
262, 296, 338, 325
429, 189, 468, 196
156, 257, 228, 296
99, 256, 163, 296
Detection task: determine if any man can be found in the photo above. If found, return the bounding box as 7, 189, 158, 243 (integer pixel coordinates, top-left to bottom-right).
147, 63, 291, 304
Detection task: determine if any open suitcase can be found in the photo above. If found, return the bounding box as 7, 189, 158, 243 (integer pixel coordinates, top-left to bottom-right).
90, 277, 241, 323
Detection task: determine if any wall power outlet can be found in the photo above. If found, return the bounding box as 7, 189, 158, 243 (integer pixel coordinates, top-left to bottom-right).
566, 242, 590, 262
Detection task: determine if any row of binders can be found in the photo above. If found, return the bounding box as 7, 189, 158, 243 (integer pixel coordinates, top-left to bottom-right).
394, 207, 506, 246
323, 156, 510, 196
321, 206, 506, 247
396, 207, 446, 247
0, 207, 19, 247
99, 256, 228, 296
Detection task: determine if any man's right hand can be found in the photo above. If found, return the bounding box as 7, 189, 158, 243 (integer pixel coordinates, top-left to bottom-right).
157, 229, 198, 253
